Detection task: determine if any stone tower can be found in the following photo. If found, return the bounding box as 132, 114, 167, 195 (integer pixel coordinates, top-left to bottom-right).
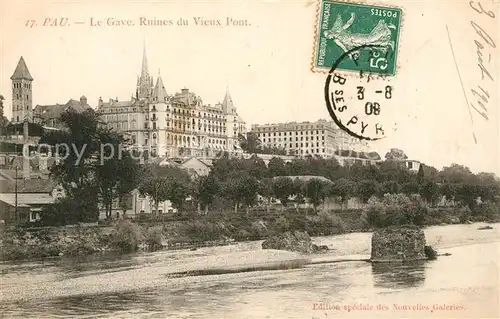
11, 56, 34, 123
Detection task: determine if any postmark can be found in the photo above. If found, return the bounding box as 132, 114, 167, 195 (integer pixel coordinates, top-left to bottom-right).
312, 0, 403, 75
325, 45, 397, 141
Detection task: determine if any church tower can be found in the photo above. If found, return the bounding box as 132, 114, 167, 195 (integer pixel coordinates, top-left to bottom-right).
11, 56, 34, 123
136, 41, 153, 100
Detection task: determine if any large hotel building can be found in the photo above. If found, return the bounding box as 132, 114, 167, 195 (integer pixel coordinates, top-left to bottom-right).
250, 119, 369, 157
95, 45, 246, 158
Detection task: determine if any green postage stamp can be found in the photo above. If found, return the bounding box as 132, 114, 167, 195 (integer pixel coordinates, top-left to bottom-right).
312, 0, 403, 75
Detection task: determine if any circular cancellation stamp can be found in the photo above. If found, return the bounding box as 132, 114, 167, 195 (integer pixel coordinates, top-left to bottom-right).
324, 45, 397, 141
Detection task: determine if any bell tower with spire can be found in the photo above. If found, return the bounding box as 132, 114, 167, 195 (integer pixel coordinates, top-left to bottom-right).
11, 56, 34, 123
136, 40, 153, 100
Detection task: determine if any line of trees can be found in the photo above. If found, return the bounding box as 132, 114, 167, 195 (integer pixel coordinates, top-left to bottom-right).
188, 152, 500, 214
37, 109, 500, 225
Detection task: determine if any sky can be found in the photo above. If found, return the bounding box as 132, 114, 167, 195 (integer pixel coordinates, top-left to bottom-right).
0, 0, 498, 174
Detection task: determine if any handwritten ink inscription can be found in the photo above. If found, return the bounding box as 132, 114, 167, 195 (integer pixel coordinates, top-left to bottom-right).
469, 1, 496, 121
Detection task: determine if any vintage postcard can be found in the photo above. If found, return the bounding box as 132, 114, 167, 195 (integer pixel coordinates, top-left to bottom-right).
0, 0, 499, 318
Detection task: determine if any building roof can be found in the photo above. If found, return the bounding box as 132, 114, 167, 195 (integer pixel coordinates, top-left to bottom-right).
10, 56, 33, 81
276, 175, 333, 183
34, 98, 91, 123
171, 89, 201, 106
0, 193, 55, 206
181, 156, 211, 168
97, 97, 148, 110
153, 75, 168, 102
0, 179, 58, 193
156, 157, 181, 167
198, 158, 213, 167
222, 88, 235, 113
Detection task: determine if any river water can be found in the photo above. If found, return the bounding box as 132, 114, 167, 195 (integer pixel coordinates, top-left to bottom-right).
1, 223, 499, 318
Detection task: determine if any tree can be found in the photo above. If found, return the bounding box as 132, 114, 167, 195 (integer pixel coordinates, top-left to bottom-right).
292, 178, 306, 210
39, 109, 141, 221
238, 132, 261, 153
330, 178, 355, 207
377, 160, 411, 184
419, 181, 440, 206
40, 187, 99, 225
422, 164, 439, 182
168, 179, 190, 210
304, 178, 330, 211
140, 165, 192, 214
417, 164, 425, 184
40, 109, 142, 220
39, 109, 103, 193
384, 148, 408, 160
119, 193, 133, 218
402, 181, 420, 195
456, 184, 482, 209
196, 174, 221, 214
257, 177, 273, 211
439, 164, 475, 184
380, 180, 401, 195
272, 177, 295, 208
440, 183, 459, 203
243, 154, 267, 179
267, 157, 287, 177
356, 179, 381, 203
139, 178, 170, 216
95, 129, 141, 219
223, 172, 259, 213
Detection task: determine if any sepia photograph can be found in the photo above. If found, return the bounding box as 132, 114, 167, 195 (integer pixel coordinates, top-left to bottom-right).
0, 0, 498, 318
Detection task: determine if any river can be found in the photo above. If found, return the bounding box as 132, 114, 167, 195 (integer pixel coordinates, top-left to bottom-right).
1, 223, 499, 318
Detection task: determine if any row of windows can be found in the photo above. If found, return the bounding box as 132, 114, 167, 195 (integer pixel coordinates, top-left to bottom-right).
255, 124, 325, 131
265, 142, 325, 148
13, 82, 31, 89
257, 130, 326, 137
288, 149, 327, 155
263, 136, 326, 142
171, 108, 226, 119
108, 121, 128, 130
13, 104, 30, 111
14, 94, 30, 100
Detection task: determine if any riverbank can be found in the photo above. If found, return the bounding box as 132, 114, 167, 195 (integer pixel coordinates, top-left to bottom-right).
1, 207, 498, 262
1, 223, 498, 309
0, 220, 165, 261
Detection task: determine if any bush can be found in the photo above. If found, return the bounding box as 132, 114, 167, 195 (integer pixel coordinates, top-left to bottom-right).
274, 216, 290, 233
180, 220, 227, 243
472, 201, 500, 221
110, 220, 143, 252
143, 226, 164, 251
361, 194, 429, 228
459, 206, 472, 223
